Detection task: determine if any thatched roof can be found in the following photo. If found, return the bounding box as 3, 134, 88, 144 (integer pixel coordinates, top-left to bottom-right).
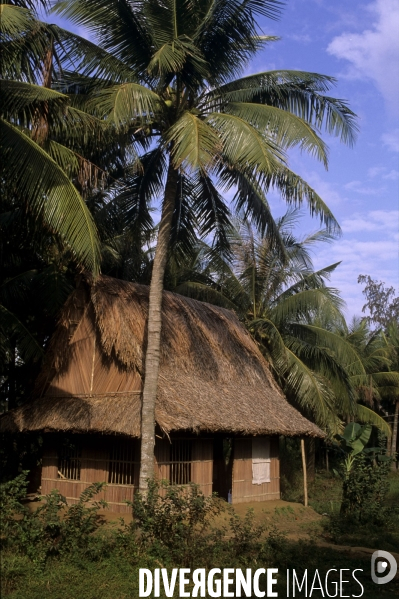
1, 276, 323, 438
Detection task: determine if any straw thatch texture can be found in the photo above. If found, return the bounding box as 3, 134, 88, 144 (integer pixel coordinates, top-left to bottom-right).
1, 276, 323, 438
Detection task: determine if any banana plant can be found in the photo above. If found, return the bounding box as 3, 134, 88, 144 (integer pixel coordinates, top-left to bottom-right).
334, 422, 372, 478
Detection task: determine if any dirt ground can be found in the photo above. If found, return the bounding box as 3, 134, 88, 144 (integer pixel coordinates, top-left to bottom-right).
25, 495, 399, 573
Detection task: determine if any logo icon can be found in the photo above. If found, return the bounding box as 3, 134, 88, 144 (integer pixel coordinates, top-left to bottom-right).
371, 550, 397, 585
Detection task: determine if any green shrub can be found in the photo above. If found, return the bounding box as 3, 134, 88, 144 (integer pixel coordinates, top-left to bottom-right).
0, 473, 109, 565
123, 479, 223, 567
340, 451, 395, 523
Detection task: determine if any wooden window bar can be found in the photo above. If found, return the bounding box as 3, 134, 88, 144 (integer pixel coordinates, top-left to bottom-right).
108, 439, 136, 485
58, 445, 82, 481
170, 440, 192, 485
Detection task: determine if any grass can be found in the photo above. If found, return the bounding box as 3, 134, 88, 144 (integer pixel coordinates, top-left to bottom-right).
307, 470, 399, 552
2, 543, 398, 598
2, 470, 399, 598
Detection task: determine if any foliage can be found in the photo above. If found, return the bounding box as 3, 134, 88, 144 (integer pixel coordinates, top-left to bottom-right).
124, 479, 223, 567
329, 427, 396, 523
358, 274, 399, 328
0, 3, 102, 274
339, 450, 395, 523
171, 215, 395, 435
333, 422, 372, 478
2, 473, 399, 597
0, 473, 108, 565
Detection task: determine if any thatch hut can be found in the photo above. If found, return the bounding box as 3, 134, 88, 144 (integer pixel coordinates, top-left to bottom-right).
1, 276, 323, 512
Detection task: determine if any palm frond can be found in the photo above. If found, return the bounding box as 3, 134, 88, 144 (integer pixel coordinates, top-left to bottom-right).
166, 111, 220, 171
355, 404, 392, 437
270, 290, 345, 326
52, 0, 152, 74
283, 346, 337, 428
224, 102, 329, 167
0, 79, 67, 118
263, 165, 341, 233
218, 166, 286, 254
191, 173, 232, 252
207, 70, 358, 145
1, 119, 101, 273
88, 82, 161, 127
0, 304, 43, 362
0, 3, 36, 39
194, 0, 283, 84
207, 112, 285, 174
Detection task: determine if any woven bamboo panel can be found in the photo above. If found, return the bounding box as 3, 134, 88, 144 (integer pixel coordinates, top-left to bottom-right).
48, 306, 96, 395
192, 439, 213, 496
41, 437, 138, 514
154, 436, 213, 495
232, 436, 280, 504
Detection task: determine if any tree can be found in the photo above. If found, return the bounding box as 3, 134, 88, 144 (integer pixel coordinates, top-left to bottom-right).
172, 214, 386, 434
358, 275, 399, 329
0, 2, 104, 273
358, 275, 399, 463
1, 1, 141, 409
52, 0, 357, 490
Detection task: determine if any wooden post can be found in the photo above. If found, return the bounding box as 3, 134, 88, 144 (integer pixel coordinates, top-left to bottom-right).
391, 400, 398, 470
301, 438, 308, 507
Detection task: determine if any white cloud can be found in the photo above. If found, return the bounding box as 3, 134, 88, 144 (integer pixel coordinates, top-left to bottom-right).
381, 129, 399, 152
366, 166, 399, 180
288, 34, 311, 43
341, 210, 399, 233
367, 166, 386, 178
312, 208, 399, 318
343, 180, 384, 195
383, 169, 399, 181
327, 0, 399, 116
313, 238, 398, 318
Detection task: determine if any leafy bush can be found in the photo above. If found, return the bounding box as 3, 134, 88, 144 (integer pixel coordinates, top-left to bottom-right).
340, 451, 395, 523
0, 473, 108, 565
122, 479, 223, 567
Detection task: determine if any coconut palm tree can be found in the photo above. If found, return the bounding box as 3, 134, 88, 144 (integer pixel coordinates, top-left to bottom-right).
171, 213, 352, 431
0, 2, 107, 272
50, 0, 358, 490
336, 319, 399, 444
170, 214, 393, 440
386, 321, 399, 464
1, 1, 144, 409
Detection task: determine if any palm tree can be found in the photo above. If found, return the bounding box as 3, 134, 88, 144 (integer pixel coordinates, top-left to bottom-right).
386, 322, 399, 463
171, 214, 394, 438
1, 1, 145, 409
172, 213, 352, 431
51, 0, 358, 490
337, 319, 399, 447
0, 1, 105, 272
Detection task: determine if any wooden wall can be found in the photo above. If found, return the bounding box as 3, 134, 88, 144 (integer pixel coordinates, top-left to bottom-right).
41, 434, 279, 512
41, 436, 139, 514
232, 436, 280, 504
154, 436, 213, 496
41, 434, 214, 513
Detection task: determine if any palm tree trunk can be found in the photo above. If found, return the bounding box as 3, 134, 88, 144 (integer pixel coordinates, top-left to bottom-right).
138, 163, 178, 493
391, 400, 399, 470
32, 39, 53, 144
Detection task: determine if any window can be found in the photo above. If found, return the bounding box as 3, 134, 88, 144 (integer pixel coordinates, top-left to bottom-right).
108, 439, 136, 485
58, 442, 82, 480
170, 439, 192, 485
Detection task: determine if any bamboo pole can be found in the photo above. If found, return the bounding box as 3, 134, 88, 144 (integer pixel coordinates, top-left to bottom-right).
301, 438, 308, 507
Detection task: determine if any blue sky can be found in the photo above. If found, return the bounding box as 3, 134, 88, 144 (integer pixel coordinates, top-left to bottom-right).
41, 0, 399, 320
